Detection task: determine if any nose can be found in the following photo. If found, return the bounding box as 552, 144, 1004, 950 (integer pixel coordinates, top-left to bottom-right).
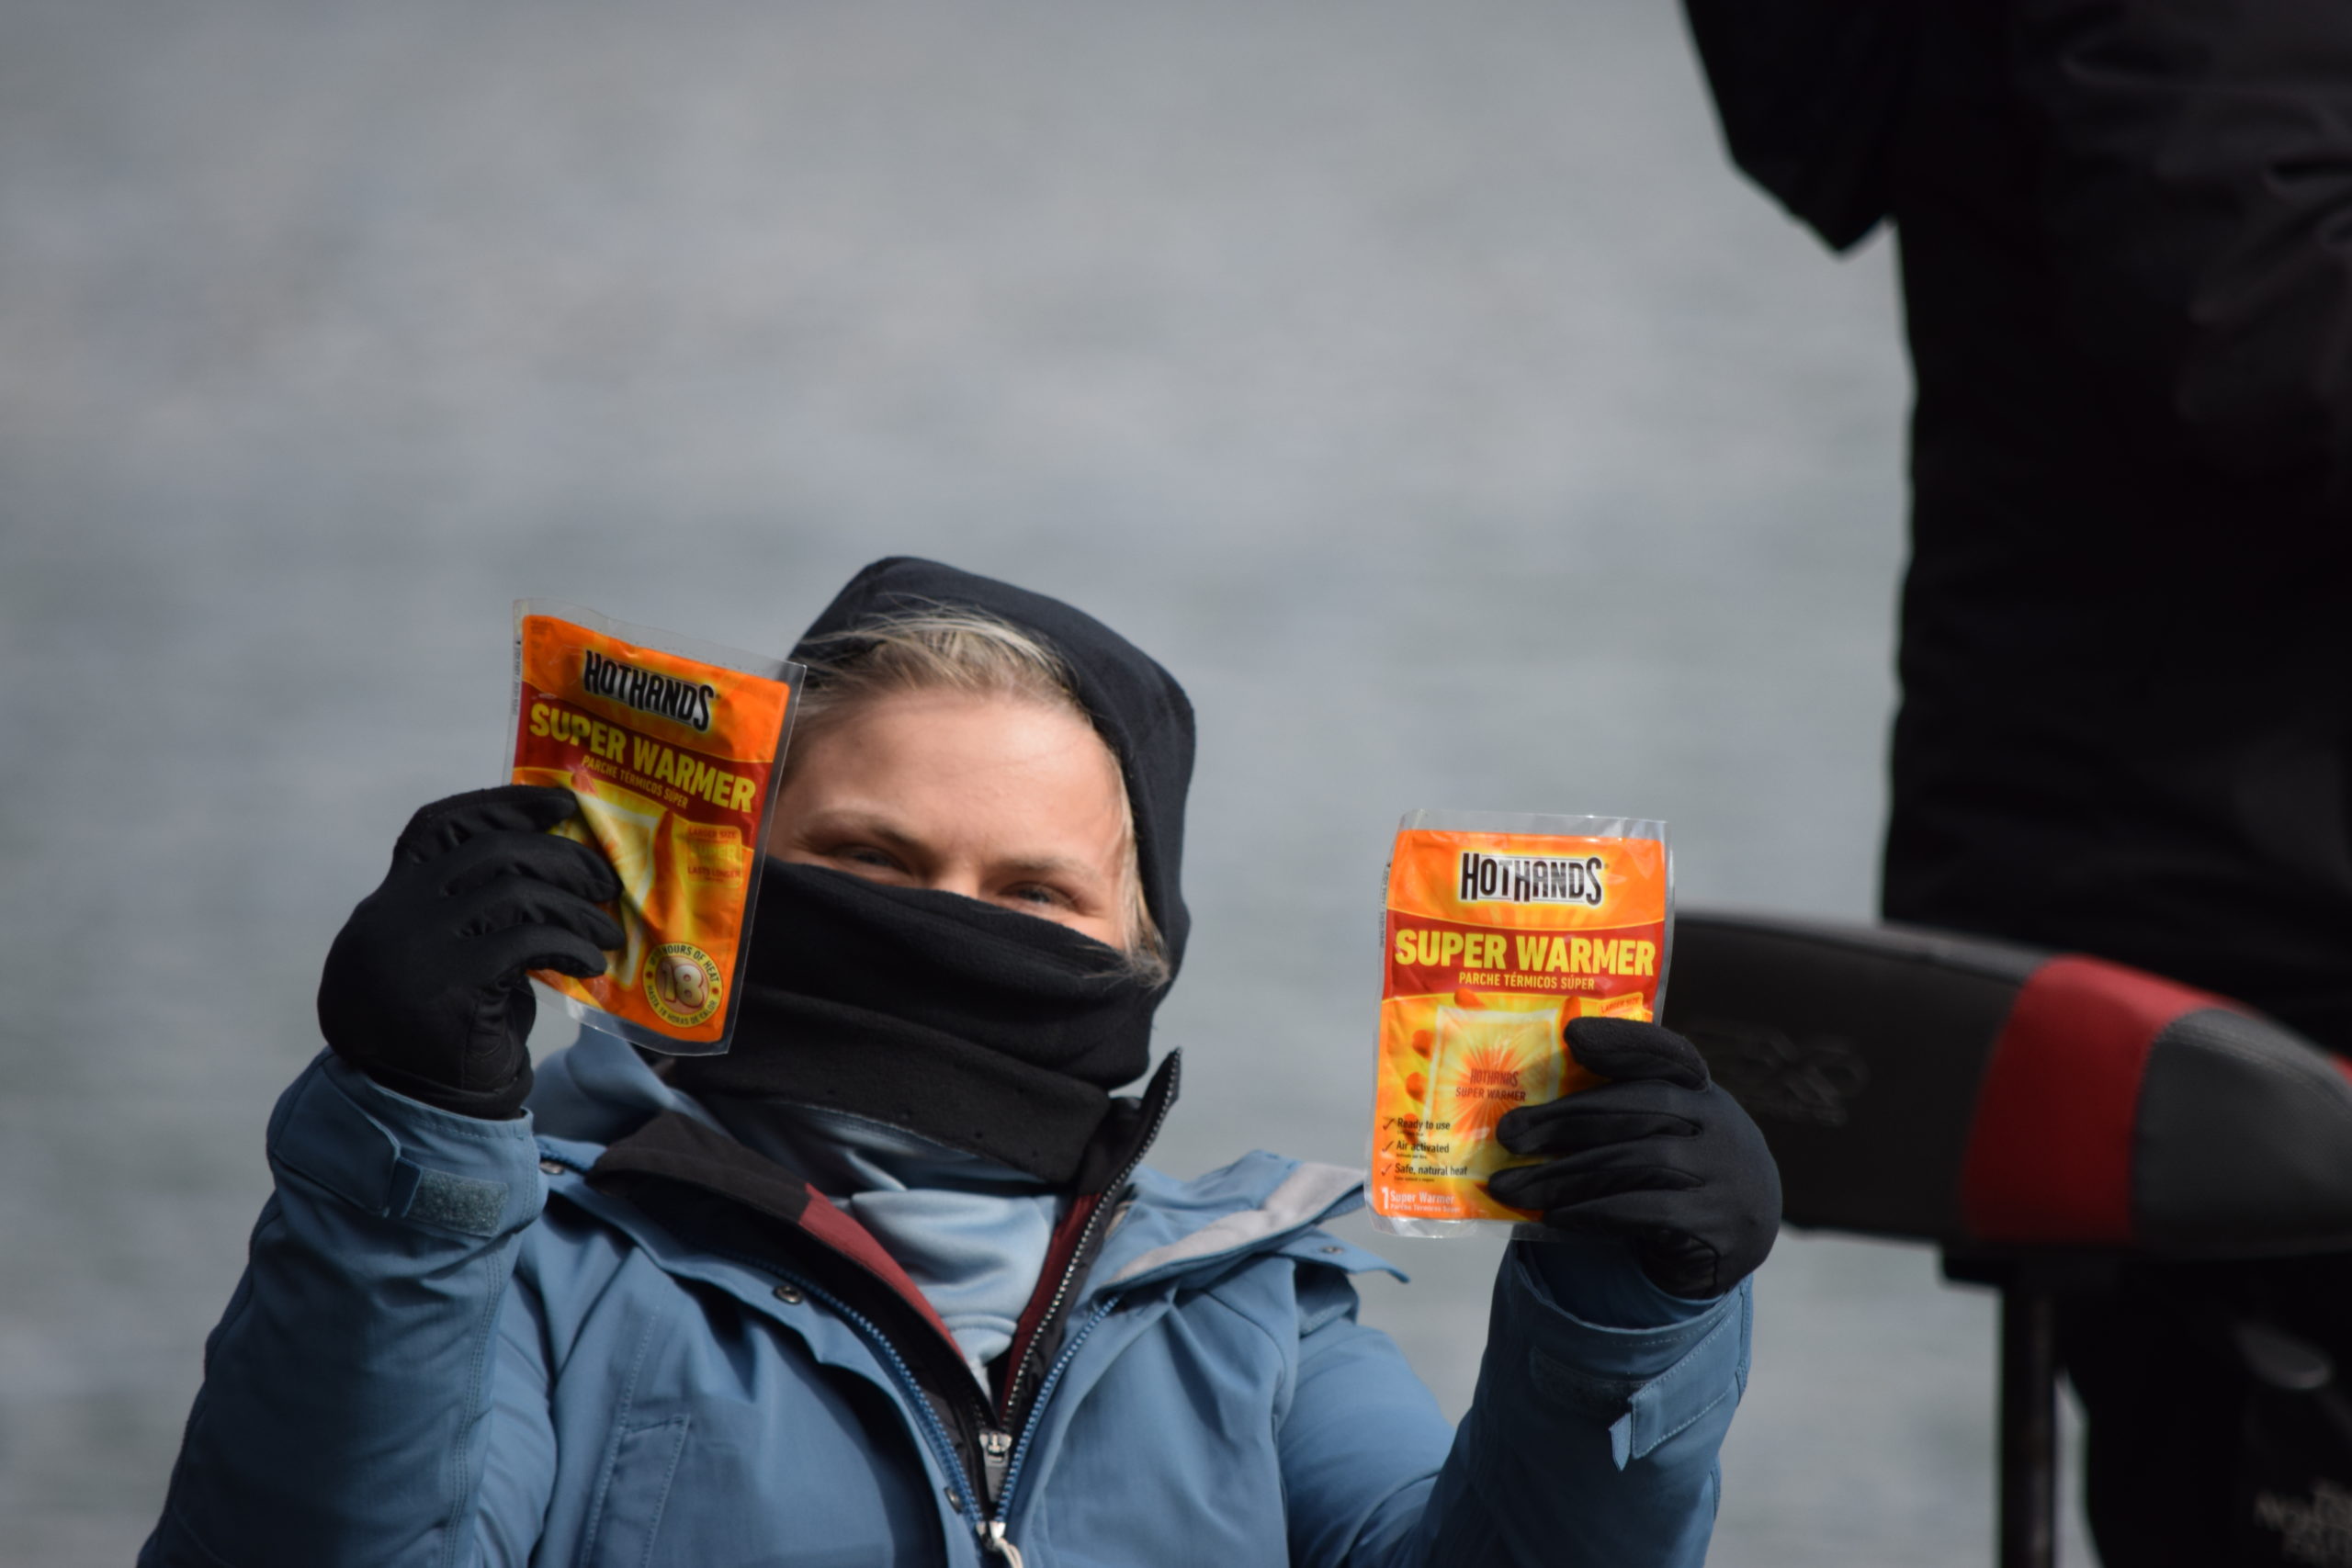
918, 863, 989, 903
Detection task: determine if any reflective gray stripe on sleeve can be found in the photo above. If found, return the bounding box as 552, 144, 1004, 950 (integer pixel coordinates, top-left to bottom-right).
1108, 1163, 1364, 1284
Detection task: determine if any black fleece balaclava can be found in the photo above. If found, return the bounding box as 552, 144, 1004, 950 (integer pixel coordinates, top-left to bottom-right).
666, 558, 1194, 1182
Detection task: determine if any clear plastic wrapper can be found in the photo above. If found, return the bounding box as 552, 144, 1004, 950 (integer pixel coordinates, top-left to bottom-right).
1369, 809, 1674, 1237
507, 600, 801, 1055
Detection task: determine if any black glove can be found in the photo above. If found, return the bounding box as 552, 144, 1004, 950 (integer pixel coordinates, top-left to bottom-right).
1487, 1016, 1781, 1299
318, 785, 623, 1120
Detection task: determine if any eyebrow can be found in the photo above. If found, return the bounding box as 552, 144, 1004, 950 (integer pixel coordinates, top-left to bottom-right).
992, 853, 1106, 886
798, 810, 921, 850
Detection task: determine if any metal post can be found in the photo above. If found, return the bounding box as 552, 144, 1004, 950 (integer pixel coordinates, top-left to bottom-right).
1998, 1281, 2059, 1568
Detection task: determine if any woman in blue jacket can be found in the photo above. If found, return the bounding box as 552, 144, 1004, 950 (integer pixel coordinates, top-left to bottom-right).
143, 558, 1779, 1567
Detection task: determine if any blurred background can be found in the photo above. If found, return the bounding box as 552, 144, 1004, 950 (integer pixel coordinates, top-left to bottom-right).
0, 1, 2090, 1562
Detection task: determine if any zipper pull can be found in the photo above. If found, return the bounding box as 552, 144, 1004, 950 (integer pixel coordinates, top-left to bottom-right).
978, 1517, 1025, 1567
978, 1427, 1013, 1506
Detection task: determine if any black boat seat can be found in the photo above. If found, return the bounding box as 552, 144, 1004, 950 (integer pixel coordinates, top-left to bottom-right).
1663, 910, 2352, 1258
1661, 910, 2352, 1568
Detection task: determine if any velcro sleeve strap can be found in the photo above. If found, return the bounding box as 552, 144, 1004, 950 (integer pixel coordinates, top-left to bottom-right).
267, 1054, 539, 1237
1605, 1285, 1751, 1469
1501, 1241, 1752, 1472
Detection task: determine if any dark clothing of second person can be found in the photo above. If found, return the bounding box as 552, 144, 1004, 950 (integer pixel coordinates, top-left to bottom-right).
1684, 0, 2352, 1562
1689, 0, 2352, 1046
1883, 0, 2352, 1051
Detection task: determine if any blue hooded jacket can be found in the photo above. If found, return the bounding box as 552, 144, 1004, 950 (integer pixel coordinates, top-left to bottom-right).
142, 1032, 1750, 1567
148, 558, 1753, 1564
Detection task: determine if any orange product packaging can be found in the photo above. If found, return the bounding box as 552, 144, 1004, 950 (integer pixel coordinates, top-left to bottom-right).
1369, 810, 1673, 1237
508, 601, 802, 1055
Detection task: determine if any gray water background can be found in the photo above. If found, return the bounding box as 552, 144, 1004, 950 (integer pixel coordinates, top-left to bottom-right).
0, 2, 2095, 1562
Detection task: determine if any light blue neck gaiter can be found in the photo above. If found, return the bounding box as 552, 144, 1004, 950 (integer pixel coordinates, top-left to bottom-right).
698, 1095, 1065, 1391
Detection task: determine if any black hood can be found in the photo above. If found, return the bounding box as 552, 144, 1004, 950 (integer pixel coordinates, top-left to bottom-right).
791, 556, 1195, 976
665, 558, 1195, 1182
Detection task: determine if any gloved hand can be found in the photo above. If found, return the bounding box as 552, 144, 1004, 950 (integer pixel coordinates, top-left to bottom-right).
1487, 1016, 1781, 1300
317, 785, 623, 1120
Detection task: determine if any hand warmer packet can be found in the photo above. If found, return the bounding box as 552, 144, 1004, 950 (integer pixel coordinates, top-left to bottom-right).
1370, 810, 1673, 1237
509, 601, 801, 1055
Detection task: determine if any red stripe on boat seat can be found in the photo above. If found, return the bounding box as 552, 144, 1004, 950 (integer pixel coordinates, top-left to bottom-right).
1959, 955, 2229, 1246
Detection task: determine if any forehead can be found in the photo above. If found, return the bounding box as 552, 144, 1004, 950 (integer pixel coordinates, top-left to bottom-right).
784, 689, 1126, 848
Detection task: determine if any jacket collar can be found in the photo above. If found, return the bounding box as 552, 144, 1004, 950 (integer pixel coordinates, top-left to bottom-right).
585, 1109, 969, 1351
526, 1025, 715, 1145
529, 1031, 1391, 1308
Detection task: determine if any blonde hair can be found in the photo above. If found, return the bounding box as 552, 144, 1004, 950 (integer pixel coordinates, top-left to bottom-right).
790, 607, 1170, 986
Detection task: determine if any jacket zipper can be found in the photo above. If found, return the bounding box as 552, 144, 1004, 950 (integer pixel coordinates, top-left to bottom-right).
978, 1428, 1013, 1509
971, 1070, 1178, 1562
707, 1066, 1180, 1565
710, 1239, 1067, 1564
995, 1055, 1182, 1431
993, 1296, 1119, 1522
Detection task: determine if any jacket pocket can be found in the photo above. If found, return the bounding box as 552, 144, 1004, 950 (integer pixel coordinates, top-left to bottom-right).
578, 1415, 691, 1568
